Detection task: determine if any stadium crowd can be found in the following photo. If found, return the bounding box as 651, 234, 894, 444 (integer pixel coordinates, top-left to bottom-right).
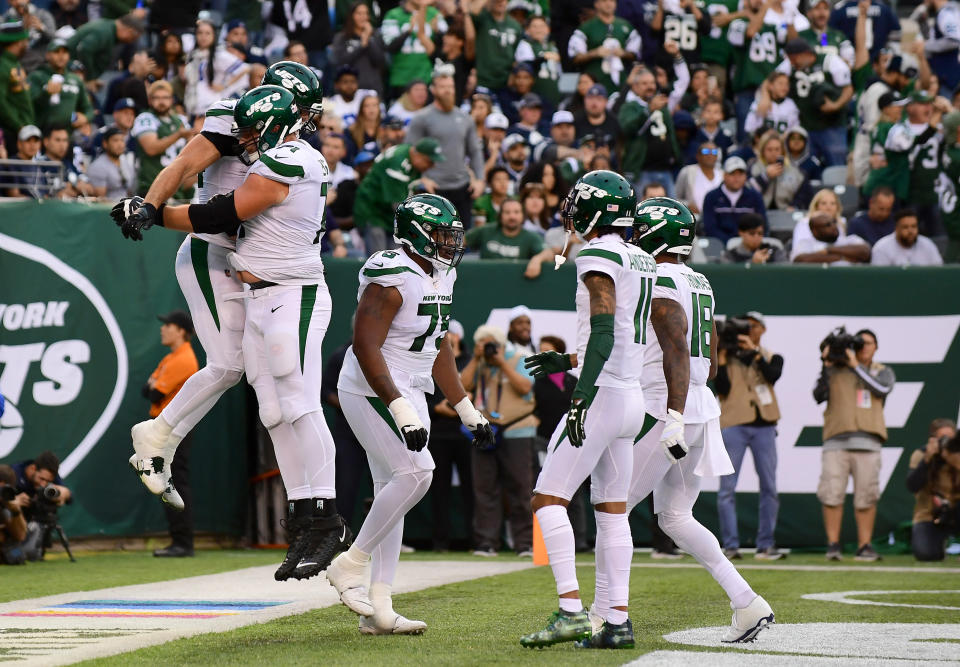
0, 0, 957, 264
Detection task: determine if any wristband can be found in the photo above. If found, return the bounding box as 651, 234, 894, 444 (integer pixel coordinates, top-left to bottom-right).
453, 397, 479, 424
388, 396, 419, 427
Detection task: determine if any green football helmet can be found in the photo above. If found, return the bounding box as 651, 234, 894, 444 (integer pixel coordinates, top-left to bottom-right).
632, 196, 697, 257
233, 85, 302, 165
560, 170, 636, 236
261, 61, 323, 135
394, 193, 465, 269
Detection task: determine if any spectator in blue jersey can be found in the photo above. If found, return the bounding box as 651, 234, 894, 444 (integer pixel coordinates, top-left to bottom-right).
847, 187, 896, 246
829, 0, 900, 61
920, 0, 960, 95
702, 155, 768, 242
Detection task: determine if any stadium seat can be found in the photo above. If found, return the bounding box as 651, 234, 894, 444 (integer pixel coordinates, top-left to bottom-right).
767, 210, 800, 242
697, 237, 724, 262
821, 165, 849, 187
833, 185, 860, 218
558, 72, 579, 95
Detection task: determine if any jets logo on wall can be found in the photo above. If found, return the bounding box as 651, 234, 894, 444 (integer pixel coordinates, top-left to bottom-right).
0, 234, 127, 477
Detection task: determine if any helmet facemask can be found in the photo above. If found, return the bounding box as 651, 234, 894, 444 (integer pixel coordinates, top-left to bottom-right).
234, 114, 302, 166
417, 221, 465, 270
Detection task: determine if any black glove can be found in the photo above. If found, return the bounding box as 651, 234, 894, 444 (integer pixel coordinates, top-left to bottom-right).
400, 424, 429, 452
122, 202, 159, 241
110, 196, 143, 228
469, 423, 496, 450
565, 399, 588, 448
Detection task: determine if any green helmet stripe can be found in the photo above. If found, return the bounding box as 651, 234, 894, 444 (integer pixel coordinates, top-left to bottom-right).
260, 153, 304, 178
578, 248, 624, 265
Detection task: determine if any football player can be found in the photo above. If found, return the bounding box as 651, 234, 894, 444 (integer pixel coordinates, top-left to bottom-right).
519, 170, 656, 649
110, 64, 338, 582
121, 84, 351, 581
326, 194, 493, 635
596, 198, 775, 643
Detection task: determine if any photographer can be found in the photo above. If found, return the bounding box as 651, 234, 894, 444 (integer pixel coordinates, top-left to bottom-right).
0, 464, 29, 564
906, 420, 960, 561
715, 312, 784, 560
12, 450, 71, 519
814, 328, 895, 562
461, 324, 537, 557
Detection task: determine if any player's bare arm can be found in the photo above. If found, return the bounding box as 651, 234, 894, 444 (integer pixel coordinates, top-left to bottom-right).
652, 297, 690, 414
584, 271, 616, 316
159, 174, 289, 236
144, 134, 222, 207
353, 283, 404, 404
431, 337, 468, 406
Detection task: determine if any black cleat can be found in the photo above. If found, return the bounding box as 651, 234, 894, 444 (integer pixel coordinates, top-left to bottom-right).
274, 499, 313, 581
292, 516, 353, 581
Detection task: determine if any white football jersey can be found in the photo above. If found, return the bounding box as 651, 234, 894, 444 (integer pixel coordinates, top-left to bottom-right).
338, 249, 457, 397
571, 234, 657, 390
230, 139, 330, 284
641, 262, 721, 423
195, 99, 248, 250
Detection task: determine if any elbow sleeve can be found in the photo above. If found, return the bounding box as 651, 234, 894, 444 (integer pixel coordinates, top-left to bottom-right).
188, 192, 242, 235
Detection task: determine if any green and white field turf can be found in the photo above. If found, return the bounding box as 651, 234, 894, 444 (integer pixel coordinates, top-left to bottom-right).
6, 550, 959, 665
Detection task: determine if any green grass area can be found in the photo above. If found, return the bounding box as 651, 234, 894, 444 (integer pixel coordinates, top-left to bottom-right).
3, 550, 281, 603
78, 555, 959, 666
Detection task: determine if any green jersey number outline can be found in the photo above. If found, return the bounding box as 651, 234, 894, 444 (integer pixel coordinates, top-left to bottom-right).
634, 276, 655, 344
690, 292, 713, 358
410, 302, 452, 351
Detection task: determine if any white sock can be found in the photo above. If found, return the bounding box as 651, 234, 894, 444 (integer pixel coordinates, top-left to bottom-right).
157, 366, 240, 433
371, 518, 403, 587
594, 511, 632, 614
535, 505, 579, 598
269, 423, 309, 500
291, 411, 337, 498
592, 514, 610, 621
559, 597, 583, 613
354, 471, 432, 554
659, 510, 755, 608
369, 582, 394, 614
607, 608, 628, 625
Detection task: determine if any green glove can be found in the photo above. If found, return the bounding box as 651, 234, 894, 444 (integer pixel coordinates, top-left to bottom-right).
523, 350, 572, 378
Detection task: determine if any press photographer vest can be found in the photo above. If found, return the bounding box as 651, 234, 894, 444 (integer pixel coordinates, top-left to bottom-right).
719, 348, 781, 429
822, 364, 888, 442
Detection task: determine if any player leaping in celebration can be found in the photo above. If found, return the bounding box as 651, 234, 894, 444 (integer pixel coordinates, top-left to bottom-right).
110, 64, 338, 582
597, 198, 774, 643
327, 194, 493, 635
118, 84, 350, 581
519, 170, 656, 649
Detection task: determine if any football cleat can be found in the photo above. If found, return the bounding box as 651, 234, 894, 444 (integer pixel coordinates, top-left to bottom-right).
520, 609, 592, 648
587, 605, 604, 635
129, 420, 174, 495
160, 483, 184, 511
274, 522, 310, 582
721, 595, 775, 643
576, 619, 635, 649
293, 517, 353, 580
359, 613, 426, 635
326, 551, 374, 616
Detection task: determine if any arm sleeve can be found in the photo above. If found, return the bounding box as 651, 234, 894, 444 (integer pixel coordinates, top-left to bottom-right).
200, 130, 240, 157
625, 29, 642, 57
826, 54, 852, 87
715, 363, 731, 395
515, 40, 535, 62
358, 252, 415, 291
926, 6, 960, 52
727, 19, 746, 46
906, 450, 929, 494
466, 122, 484, 180
405, 113, 425, 144
669, 59, 690, 112
568, 28, 588, 57
247, 145, 305, 185
572, 314, 615, 402
757, 353, 784, 384
855, 364, 895, 398
130, 112, 159, 139
813, 366, 830, 403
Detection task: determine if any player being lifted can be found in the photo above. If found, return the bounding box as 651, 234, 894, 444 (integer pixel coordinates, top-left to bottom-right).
327, 194, 494, 635
113, 79, 350, 580
595, 198, 774, 643
519, 170, 656, 649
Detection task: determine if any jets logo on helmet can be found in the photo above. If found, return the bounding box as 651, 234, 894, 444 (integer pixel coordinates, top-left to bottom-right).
632, 196, 696, 257
561, 170, 636, 236
261, 61, 323, 135
233, 85, 302, 166
274, 69, 310, 93
394, 194, 465, 270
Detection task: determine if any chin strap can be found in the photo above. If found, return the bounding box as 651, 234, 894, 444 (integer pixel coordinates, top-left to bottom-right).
554, 230, 572, 270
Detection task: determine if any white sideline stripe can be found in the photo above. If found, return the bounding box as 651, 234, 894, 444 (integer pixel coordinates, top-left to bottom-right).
802, 589, 960, 611
0, 560, 533, 666
628, 562, 960, 574
627, 650, 959, 666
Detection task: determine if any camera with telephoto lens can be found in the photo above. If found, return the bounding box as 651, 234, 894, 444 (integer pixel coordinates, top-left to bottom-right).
716, 317, 752, 352
30, 485, 61, 526
820, 326, 864, 366
483, 342, 499, 359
